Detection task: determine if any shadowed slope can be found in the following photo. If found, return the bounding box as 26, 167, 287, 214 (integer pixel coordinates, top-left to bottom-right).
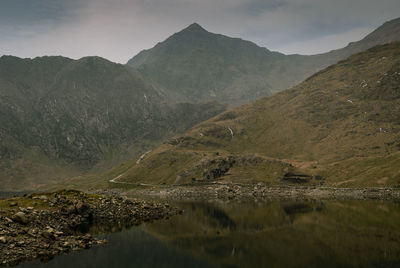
0, 56, 226, 190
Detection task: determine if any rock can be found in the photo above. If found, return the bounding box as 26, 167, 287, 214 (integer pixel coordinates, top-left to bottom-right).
96, 239, 107, 245
32, 195, 48, 200
0, 236, 7, 244
42, 229, 55, 240
11, 212, 28, 225
62, 205, 76, 215
75, 201, 89, 214
124, 199, 133, 205
29, 229, 38, 235
9, 202, 18, 207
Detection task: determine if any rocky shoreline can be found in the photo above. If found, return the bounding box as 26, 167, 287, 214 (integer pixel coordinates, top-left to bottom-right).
0, 190, 178, 267
123, 182, 400, 201
2, 185, 398, 267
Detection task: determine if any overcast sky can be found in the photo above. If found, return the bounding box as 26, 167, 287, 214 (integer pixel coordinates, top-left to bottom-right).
0, 0, 399, 63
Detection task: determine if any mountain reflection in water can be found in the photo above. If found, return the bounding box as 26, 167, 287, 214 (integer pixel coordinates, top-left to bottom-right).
18, 199, 400, 268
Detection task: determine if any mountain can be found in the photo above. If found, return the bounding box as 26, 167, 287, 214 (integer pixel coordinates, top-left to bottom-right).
0, 55, 225, 190
117, 42, 400, 187
2, 18, 400, 190
127, 18, 400, 106
128, 23, 286, 105
321, 17, 400, 62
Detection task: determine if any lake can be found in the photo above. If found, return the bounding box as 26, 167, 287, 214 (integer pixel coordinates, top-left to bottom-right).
17, 199, 400, 267
0, 191, 31, 199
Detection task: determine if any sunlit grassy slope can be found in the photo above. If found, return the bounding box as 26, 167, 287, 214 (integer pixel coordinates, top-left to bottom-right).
117, 43, 400, 187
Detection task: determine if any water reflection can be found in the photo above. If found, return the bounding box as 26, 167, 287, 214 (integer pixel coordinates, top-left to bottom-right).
0, 191, 31, 199
145, 200, 400, 267
18, 200, 400, 268
18, 228, 208, 268
189, 202, 236, 230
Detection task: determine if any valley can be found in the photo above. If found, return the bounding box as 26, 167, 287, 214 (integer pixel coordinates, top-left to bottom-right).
1, 18, 400, 191
1, 12, 400, 268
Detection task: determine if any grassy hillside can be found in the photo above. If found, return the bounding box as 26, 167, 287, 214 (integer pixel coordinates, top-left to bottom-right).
0, 56, 225, 190
117, 43, 400, 187
127, 18, 400, 106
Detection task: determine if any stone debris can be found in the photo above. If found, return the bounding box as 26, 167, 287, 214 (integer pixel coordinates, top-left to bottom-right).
0, 190, 178, 267
125, 183, 400, 202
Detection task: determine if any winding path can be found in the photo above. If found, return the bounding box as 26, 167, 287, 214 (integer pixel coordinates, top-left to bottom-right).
108, 151, 155, 186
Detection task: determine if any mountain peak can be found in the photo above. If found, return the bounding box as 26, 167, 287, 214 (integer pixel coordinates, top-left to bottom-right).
183, 23, 207, 32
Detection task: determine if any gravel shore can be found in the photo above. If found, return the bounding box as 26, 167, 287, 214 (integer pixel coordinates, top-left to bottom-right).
123, 182, 400, 201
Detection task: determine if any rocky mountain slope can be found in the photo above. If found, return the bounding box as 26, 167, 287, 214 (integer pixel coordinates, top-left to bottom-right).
127, 18, 400, 106
0, 56, 225, 190
117, 42, 400, 187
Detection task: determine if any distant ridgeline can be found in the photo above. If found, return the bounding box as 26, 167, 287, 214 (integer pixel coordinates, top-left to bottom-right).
0, 17, 400, 190
127, 18, 400, 106
0, 56, 225, 190
117, 43, 400, 187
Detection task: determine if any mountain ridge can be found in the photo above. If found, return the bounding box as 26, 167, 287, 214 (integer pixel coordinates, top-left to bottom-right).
0, 55, 226, 190
127, 17, 400, 106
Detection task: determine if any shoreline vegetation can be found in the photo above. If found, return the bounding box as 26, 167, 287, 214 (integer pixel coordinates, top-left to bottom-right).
0, 190, 179, 267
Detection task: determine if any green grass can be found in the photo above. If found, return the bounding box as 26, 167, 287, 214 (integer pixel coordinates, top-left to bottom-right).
0, 189, 99, 210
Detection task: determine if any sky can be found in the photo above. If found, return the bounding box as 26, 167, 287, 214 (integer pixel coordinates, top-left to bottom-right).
0, 0, 399, 63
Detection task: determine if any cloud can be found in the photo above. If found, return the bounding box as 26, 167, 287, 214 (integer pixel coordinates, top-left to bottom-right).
0, 0, 399, 63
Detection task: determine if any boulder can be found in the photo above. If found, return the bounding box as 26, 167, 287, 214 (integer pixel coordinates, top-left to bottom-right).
0, 236, 7, 244
75, 201, 89, 214
11, 212, 28, 225
42, 229, 55, 240
9, 202, 18, 207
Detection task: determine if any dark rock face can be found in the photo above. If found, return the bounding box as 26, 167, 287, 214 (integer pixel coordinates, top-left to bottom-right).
281, 173, 324, 184
0, 56, 226, 189
203, 158, 233, 180
173, 154, 294, 184
281, 173, 313, 183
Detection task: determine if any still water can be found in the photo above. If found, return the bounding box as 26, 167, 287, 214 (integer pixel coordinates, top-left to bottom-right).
0, 191, 31, 199
17, 199, 400, 267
